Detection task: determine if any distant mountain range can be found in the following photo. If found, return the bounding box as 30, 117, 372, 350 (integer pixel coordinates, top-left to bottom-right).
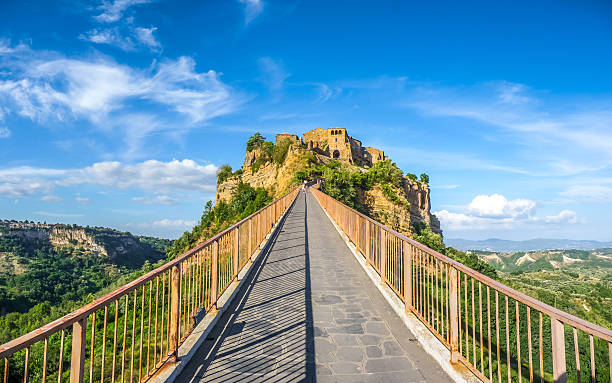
446, 238, 612, 252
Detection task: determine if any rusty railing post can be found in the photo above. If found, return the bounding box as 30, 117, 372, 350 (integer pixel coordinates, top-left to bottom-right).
70, 318, 87, 383
403, 241, 412, 312
380, 229, 387, 284
551, 317, 567, 383
449, 267, 459, 363
233, 228, 239, 283
169, 264, 181, 362
365, 222, 371, 266
211, 240, 219, 311
247, 219, 252, 260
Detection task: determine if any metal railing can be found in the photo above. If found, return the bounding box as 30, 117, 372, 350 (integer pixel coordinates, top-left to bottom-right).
0, 187, 300, 383
311, 187, 612, 383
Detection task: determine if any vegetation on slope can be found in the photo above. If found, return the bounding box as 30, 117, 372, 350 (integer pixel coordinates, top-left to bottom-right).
167, 181, 272, 259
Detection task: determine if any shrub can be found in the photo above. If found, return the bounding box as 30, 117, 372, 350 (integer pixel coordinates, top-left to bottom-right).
405, 172, 417, 181
217, 164, 233, 184
272, 138, 292, 165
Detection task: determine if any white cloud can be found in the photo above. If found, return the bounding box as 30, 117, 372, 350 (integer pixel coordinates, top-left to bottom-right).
0, 52, 239, 149
0, 39, 28, 54
544, 210, 577, 224
75, 194, 91, 204
468, 194, 537, 218
561, 185, 612, 202
0, 127, 9, 138
258, 57, 289, 91
79, 28, 135, 51
152, 218, 196, 229
435, 193, 577, 231
41, 195, 62, 202
240, 0, 264, 25
134, 27, 161, 49
94, 0, 152, 23
497, 82, 530, 105
132, 195, 179, 205
80, 26, 161, 52
434, 210, 481, 230
0, 159, 218, 198
0, 177, 54, 198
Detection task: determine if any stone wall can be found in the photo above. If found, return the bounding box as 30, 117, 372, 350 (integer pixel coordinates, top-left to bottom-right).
302, 127, 386, 167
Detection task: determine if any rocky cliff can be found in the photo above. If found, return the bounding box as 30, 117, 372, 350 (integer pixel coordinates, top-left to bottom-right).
216, 131, 441, 238
0, 220, 170, 266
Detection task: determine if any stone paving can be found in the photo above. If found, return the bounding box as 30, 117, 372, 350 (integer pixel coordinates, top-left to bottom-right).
176, 192, 451, 382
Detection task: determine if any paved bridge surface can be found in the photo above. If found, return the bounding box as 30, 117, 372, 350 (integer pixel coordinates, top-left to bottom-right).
176, 192, 450, 382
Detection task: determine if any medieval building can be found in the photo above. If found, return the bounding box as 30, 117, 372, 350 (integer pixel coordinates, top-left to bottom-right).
275, 128, 387, 168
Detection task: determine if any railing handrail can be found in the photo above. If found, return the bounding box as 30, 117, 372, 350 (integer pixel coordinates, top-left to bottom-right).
310, 188, 612, 342
0, 186, 300, 359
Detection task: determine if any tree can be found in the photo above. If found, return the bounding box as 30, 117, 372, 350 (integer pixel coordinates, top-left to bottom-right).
419, 173, 429, 184
246, 132, 265, 151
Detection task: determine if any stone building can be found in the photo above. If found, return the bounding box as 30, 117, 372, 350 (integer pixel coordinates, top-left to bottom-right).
301, 127, 386, 167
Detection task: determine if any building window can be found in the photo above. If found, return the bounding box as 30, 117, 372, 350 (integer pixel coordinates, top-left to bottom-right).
335, 138, 338, 142
332, 150, 340, 158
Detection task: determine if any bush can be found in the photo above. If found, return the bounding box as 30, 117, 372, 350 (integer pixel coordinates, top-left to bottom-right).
217, 164, 233, 184
405, 173, 417, 181
246, 132, 265, 151
419, 173, 430, 184
272, 138, 292, 165
368, 160, 404, 188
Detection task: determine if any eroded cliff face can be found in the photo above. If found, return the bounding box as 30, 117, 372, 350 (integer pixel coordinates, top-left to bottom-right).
50, 227, 108, 255
1, 221, 166, 263
215, 137, 442, 238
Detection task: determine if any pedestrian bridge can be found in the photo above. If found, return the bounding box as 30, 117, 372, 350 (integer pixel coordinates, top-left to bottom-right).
1, 185, 611, 383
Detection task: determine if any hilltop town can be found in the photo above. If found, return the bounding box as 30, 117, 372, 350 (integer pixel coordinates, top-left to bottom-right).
217, 128, 441, 237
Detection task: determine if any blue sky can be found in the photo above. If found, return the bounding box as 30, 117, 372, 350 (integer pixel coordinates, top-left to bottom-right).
0, 0, 611, 240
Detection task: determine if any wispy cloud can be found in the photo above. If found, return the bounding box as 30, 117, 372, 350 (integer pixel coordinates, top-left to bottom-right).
152, 218, 196, 229
132, 195, 180, 205
0, 48, 240, 155
258, 57, 289, 91
33, 211, 84, 218
405, 81, 612, 171
75, 193, 91, 204
133, 27, 161, 49
0, 159, 219, 198
94, 0, 153, 23
561, 185, 612, 202
239, 0, 264, 25
0, 127, 9, 138
41, 195, 62, 202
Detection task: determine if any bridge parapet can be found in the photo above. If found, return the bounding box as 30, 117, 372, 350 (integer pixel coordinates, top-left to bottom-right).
0, 187, 300, 383
311, 187, 612, 383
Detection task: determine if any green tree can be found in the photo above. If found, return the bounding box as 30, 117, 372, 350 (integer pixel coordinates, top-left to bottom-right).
246, 132, 265, 151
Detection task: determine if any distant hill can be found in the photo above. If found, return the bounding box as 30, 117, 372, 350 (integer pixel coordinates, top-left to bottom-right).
0, 219, 173, 315
446, 238, 612, 252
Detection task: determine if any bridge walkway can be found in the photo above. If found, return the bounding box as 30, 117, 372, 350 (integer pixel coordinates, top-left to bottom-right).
175, 191, 450, 382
